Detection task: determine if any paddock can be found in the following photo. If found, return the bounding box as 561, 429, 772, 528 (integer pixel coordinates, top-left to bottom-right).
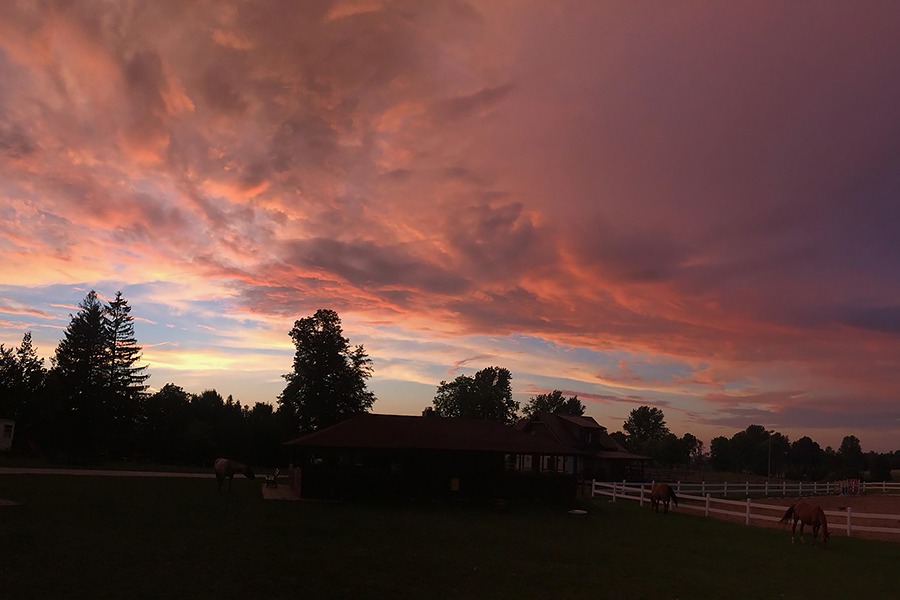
593, 481, 900, 542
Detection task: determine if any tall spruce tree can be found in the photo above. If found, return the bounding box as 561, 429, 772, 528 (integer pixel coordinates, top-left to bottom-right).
51, 290, 149, 457
53, 291, 109, 454
278, 309, 376, 433
106, 291, 149, 400
104, 291, 149, 456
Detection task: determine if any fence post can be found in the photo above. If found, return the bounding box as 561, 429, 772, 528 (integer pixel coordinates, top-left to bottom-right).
724, 481, 728, 497
847, 507, 852, 537
640, 485, 644, 507
798, 481, 802, 496
591, 479, 596, 498
701, 480, 705, 496
765, 481, 768, 496
884, 481, 887, 493
745, 481, 749, 496
677, 480, 681, 494
783, 481, 786, 496
813, 481, 817, 495
612, 482, 617, 503
705, 493, 710, 517
746, 498, 751, 525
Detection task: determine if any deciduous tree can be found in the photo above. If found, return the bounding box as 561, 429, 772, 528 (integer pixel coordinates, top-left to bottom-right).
0, 333, 45, 417
522, 390, 585, 417
433, 366, 519, 424
622, 406, 669, 448
278, 309, 375, 433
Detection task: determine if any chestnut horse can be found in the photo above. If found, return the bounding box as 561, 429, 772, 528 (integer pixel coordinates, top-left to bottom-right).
214, 458, 256, 492
780, 501, 830, 546
650, 483, 678, 514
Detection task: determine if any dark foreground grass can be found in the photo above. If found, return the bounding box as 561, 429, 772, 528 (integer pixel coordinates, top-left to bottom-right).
1, 475, 898, 599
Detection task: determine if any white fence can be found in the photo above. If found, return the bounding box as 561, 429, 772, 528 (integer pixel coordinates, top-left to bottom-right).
592, 480, 900, 538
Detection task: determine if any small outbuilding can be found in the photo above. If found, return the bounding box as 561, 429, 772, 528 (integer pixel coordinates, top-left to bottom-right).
0, 419, 14, 452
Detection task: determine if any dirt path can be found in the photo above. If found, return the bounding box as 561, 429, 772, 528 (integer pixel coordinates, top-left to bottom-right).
0, 467, 213, 477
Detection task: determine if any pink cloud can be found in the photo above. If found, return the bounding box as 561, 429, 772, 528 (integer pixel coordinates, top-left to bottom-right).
3, 2, 900, 448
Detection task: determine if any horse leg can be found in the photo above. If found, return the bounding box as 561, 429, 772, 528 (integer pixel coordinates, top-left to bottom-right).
812, 524, 819, 545
791, 519, 798, 543
799, 522, 806, 544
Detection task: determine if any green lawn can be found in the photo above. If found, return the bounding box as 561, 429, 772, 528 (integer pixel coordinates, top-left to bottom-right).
1, 475, 898, 599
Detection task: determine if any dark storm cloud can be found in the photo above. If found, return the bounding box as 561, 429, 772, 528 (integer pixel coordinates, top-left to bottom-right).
284, 238, 470, 296
435, 83, 514, 121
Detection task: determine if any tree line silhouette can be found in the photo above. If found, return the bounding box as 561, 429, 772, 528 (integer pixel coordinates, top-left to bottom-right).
1, 295, 896, 478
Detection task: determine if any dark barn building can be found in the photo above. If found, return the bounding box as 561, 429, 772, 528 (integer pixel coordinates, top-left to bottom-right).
285, 412, 648, 501
285, 413, 578, 501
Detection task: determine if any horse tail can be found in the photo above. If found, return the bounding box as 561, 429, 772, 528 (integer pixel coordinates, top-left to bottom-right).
819, 507, 830, 538
668, 487, 678, 506
780, 504, 795, 523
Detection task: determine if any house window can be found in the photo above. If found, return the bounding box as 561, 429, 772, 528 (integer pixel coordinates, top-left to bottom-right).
541, 456, 558, 473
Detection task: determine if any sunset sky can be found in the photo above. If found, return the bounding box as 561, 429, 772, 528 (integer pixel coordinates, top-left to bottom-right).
2, 1, 900, 451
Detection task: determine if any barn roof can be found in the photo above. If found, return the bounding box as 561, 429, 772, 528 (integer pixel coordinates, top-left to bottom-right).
284, 413, 575, 454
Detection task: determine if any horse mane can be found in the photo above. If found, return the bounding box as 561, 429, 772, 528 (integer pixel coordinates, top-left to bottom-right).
667, 485, 678, 506
779, 504, 795, 523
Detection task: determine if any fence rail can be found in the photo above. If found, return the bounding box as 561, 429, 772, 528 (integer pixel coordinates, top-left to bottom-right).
592, 480, 900, 538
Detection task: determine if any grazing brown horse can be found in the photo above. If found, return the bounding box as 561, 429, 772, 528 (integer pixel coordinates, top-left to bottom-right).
780, 501, 830, 546
214, 458, 255, 492
650, 483, 678, 514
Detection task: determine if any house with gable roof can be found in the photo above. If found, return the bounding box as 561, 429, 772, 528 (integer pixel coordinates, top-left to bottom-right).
514, 412, 649, 481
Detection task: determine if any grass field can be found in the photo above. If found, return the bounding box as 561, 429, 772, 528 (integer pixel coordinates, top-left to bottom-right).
2, 475, 898, 599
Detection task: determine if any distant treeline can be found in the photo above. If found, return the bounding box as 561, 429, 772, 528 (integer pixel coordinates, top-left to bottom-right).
0, 291, 293, 466
2, 294, 897, 478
